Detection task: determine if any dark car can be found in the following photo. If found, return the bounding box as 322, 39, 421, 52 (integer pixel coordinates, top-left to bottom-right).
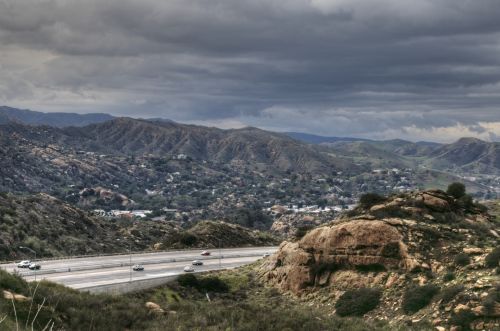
192, 260, 203, 266
28, 263, 41, 270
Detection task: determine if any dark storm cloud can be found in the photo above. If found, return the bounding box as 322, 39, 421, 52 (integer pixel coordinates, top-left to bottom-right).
1, 0, 500, 141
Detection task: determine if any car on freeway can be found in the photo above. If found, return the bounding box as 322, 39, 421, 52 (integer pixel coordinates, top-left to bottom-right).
183, 266, 195, 272
17, 260, 31, 268
132, 264, 144, 271
192, 260, 203, 266
200, 251, 211, 256
28, 263, 41, 270
263, 253, 271, 258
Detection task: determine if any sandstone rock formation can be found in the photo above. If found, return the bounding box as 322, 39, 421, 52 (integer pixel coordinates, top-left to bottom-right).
263, 219, 419, 293
259, 189, 499, 329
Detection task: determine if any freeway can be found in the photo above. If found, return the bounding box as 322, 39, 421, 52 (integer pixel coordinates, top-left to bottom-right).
0, 246, 277, 290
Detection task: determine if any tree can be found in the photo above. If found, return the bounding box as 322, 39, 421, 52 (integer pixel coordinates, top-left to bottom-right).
447, 182, 466, 199
359, 193, 386, 208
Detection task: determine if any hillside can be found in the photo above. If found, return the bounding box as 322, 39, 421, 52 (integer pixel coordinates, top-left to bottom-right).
425, 138, 500, 175
0, 193, 278, 262
260, 189, 500, 330
67, 118, 351, 174
0, 264, 417, 331
0, 118, 353, 188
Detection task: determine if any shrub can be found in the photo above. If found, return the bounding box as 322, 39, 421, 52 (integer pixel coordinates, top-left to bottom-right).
0, 269, 27, 294
335, 288, 382, 317
447, 182, 466, 199
359, 193, 387, 208
177, 273, 199, 288
440, 285, 464, 304
197, 276, 229, 293
482, 285, 500, 317
443, 272, 455, 282
402, 284, 440, 314
458, 195, 474, 211
449, 310, 475, 331
454, 253, 471, 267
177, 274, 229, 293
485, 247, 500, 268
178, 232, 198, 246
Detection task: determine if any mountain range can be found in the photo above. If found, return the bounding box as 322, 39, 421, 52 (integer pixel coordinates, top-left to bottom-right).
0, 106, 114, 127
0, 106, 499, 195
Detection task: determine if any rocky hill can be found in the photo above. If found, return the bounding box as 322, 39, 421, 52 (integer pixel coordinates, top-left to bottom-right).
0, 193, 278, 261
260, 190, 500, 330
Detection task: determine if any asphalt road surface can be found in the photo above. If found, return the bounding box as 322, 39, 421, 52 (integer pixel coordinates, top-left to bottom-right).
0, 246, 277, 289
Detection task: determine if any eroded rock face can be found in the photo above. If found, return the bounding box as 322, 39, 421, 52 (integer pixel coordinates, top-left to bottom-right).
420, 191, 451, 212
263, 219, 418, 294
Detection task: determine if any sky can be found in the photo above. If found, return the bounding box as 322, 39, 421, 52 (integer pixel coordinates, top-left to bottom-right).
1, 0, 500, 142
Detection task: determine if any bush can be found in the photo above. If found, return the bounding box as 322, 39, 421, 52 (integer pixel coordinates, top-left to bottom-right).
335, 288, 382, 317
443, 272, 455, 282
197, 276, 229, 293
447, 182, 466, 199
485, 247, 500, 268
454, 253, 471, 267
482, 285, 500, 317
402, 284, 440, 314
450, 310, 475, 331
178, 232, 198, 246
177, 274, 229, 293
177, 273, 199, 288
359, 193, 386, 208
0, 270, 27, 294
440, 285, 464, 304
458, 195, 474, 211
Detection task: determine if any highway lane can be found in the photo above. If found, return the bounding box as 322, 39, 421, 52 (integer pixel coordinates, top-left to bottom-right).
1, 246, 277, 289
24, 256, 261, 289
1, 246, 276, 275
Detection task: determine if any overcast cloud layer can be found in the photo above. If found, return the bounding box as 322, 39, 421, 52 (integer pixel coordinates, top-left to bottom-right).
1, 0, 500, 142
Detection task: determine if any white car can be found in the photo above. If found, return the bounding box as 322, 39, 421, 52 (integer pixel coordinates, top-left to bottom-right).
132, 264, 144, 271
263, 253, 271, 258
183, 265, 195, 272
17, 260, 31, 268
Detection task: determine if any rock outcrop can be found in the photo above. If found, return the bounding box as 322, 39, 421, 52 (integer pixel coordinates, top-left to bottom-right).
263, 219, 420, 293
259, 190, 499, 329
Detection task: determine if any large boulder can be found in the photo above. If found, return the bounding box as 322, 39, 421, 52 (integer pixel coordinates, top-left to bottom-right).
263, 219, 419, 294
419, 190, 452, 212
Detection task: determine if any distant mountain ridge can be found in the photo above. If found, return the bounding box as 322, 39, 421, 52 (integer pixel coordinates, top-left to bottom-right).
0, 117, 355, 189
0, 106, 114, 127
62, 117, 350, 174
1, 106, 499, 175
285, 132, 372, 144
425, 137, 500, 174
